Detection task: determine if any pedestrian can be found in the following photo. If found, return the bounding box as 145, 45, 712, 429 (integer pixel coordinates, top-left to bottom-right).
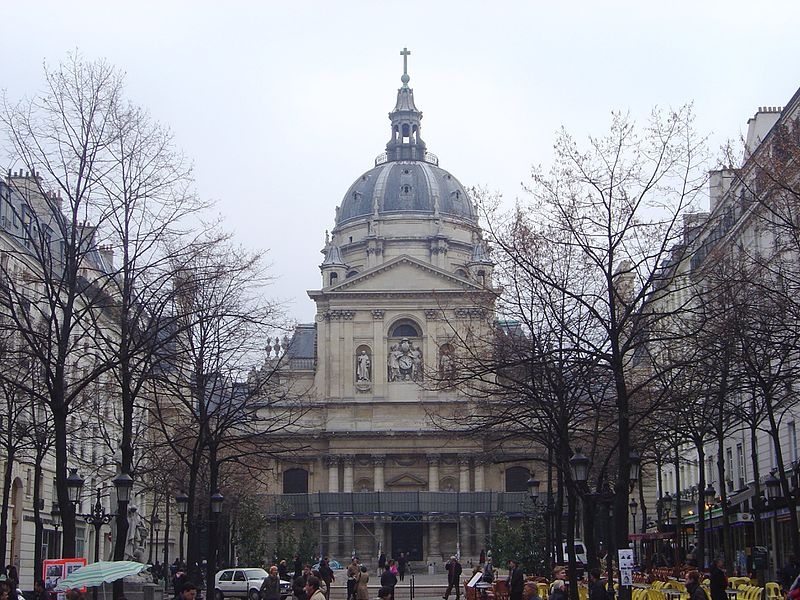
304, 576, 325, 600
260, 566, 281, 600
178, 583, 197, 600
479, 550, 486, 565
294, 555, 303, 579
381, 563, 398, 600
709, 558, 728, 600
587, 569, 608, 600
783, 555, 800, 592
548, 580, 567, 600
278, 560, 289, 581
398, 553, 407, 582
356, 565, 370, 600
318, 558, 335, 600
508, 559, 524, 600
378, 553, 387, 572
443, 556, 463, 600
33, 580, 48, 600
347, 558, 360, 600
685, 571, 707, 600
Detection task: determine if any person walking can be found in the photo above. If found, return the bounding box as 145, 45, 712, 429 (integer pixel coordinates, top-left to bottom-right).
304, 576, 326, 600
347, 558, 360, 600
381, 562, 398, 600
356, 565, 370, 600
587, 569, 608, 600
260, 566, 282, 600
398, 553, 408, 582
443, 556, 463, 600
686, 571, 708, 600
709, 558, 728, 600
318, 559, 335, 600
508, 559, 524, 600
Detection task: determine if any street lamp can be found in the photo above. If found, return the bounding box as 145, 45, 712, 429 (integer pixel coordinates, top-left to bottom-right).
175, 492, 188, 564
67, 470, 134, 600
51, 502, 62, 558
150, 514, 161, 564
570, 450, 640, 600
662, 492, 672, 523
629, 500, 638, 565
207, 492, 225, 598
704, 484, 716, 565
527, 475, 543, 571
765, 471, 782, 577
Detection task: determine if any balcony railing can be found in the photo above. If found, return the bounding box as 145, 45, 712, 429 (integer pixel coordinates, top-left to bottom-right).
262, 491, 543, 517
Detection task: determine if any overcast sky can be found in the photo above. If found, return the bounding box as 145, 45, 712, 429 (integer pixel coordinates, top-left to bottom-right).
2, 1, 799, 323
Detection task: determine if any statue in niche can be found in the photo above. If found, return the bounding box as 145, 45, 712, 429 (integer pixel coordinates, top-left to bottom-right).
439, 344, 456, 382
357, 349, 371, 382
389, 337, 423, 382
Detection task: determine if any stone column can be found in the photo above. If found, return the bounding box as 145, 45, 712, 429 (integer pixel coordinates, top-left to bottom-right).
473, 457, 486, 557
428, 520, 440, 565
427, 454, 440, 491
343, 456, 354, 492
373, 455, 386, 491
459, 457, 470, 557
474, 459, 485, 492
343, 456, 354, 557
326, 456, 340, 557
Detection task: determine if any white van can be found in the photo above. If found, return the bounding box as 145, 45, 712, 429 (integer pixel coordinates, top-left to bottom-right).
560, 541, 588, 566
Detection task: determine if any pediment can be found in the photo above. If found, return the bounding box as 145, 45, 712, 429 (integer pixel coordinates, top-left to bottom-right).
328, 256, 483, 293
385, 472, 428, 488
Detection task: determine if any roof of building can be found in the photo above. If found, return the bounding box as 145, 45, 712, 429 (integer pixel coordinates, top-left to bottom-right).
335, 52, 476, 227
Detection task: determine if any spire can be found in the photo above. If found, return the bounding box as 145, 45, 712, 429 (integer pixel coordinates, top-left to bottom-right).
385, 47, 427, 162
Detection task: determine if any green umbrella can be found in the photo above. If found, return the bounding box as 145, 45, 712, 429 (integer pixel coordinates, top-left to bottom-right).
56, 561, 149, 590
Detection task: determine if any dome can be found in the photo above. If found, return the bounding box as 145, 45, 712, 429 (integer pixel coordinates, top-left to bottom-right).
337, 160, 475, 225
335, 53, 475, 227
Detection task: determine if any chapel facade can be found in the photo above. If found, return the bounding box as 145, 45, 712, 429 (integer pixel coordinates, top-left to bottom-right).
258, 52, 536, 565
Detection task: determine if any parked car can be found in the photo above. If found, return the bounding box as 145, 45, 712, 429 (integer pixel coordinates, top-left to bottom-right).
214, 568, 292, 600
312, 559, 343, 571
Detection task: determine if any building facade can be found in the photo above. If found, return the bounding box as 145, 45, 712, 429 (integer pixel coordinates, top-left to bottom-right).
255, 57, 539, 565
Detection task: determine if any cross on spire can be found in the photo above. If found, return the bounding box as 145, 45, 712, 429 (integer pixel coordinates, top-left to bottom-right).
400, 47, 411, 86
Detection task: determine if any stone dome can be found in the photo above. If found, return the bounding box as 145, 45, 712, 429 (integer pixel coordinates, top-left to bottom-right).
335, 60, 475, 227
337, 159, 475, 225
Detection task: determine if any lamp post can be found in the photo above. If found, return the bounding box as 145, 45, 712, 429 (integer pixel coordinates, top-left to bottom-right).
51, 502, 62, 558
206, 492, 224, 598
629, 500, 638, 565
176, 492, 188, 564
765, 472, 782, 580
150, 514, 161, 564
527, 475, 542, 573
704, 484, 716, 566
66, 469, 134, 600
570, 450, 640, 600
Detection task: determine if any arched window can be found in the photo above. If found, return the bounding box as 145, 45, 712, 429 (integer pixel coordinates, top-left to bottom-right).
346, 270, 359, 279
505, 466, 531, 492
390, 321, 421, 337
329, 272, 338, 286
455, 268, 468, 279
283, 468, 309, 494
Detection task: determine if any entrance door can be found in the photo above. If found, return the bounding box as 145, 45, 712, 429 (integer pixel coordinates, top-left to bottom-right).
391, 521, 423, 561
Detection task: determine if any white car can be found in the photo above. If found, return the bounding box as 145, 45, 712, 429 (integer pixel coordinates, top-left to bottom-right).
214, 568, 292, 600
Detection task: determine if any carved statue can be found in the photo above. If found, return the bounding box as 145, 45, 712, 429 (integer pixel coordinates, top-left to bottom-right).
357, 350, 371, 381
389, 338, 423, 382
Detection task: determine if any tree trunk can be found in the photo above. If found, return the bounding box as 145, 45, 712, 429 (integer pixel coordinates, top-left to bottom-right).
0, 447, 16, 566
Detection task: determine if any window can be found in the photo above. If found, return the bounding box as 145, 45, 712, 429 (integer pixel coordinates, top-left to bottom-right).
505, 466, 531, 492
219, 571, 233, 582
737, 443, 745, 489
329, 272, 338, 286
283, 468, 309, 494
234, 571, 246, 582
390, 322, 420, 337
789, 422, 798, 464
76, 527, 86, 558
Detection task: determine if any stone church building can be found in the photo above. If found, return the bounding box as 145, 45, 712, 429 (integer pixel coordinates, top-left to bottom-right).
257, 53, 535, 566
